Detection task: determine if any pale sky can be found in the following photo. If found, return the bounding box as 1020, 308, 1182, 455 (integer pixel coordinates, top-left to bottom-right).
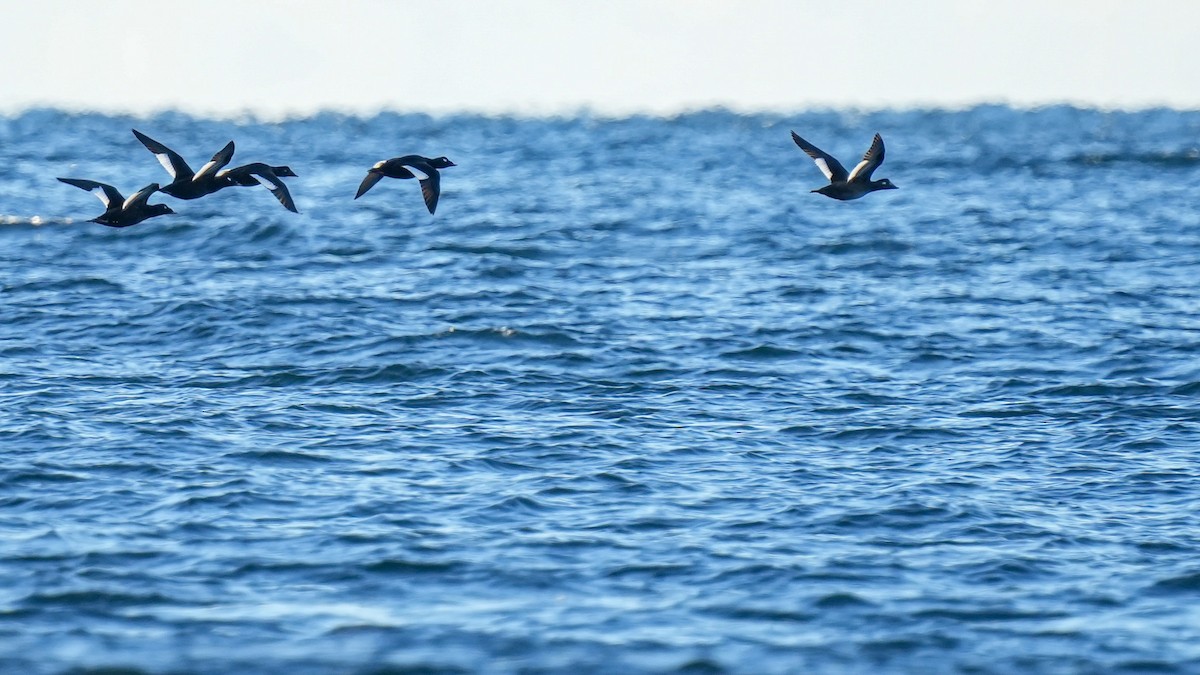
3, 1, 1199, 117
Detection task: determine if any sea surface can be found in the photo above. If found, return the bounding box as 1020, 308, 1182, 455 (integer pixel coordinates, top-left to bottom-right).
3, 106, 1200, 674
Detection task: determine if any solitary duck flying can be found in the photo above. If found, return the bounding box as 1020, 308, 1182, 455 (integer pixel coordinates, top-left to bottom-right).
57, 178, 174, 227
354, 155, 455, 214
791, 131, 897, 200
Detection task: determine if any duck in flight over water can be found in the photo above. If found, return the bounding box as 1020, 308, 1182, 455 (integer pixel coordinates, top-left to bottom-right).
216, 163, 300, 213
791, 132, 898, 200
133, 129, 236, 200
354, 155, 456, 214
57, 178, 174, 227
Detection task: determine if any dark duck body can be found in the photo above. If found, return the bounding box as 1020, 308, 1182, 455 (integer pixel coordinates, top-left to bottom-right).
354, 155, 455, 214
57, 178, 174, 227
791, 131, 897, 200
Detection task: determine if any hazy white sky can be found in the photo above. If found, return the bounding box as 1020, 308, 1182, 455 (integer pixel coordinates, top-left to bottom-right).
3, 1, 1198, 117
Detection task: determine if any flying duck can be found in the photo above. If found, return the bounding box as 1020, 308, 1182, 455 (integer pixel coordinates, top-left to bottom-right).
217, 163, 299, 213
791, 131, 897, 200
57, 178, 174, 227
354, 155, 455, 214
133, 129, 235, 200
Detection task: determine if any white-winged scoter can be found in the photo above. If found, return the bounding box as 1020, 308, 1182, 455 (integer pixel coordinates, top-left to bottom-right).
217, 163, 299, 213
57, 178, 174, 227
354, 155, 455, 214
133, 129, 235, 200
791, 131, 898, 200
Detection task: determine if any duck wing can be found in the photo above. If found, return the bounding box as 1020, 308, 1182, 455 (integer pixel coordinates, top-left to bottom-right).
132, 129, 194, 181
791, 131, 849, 182
245, 167, 298, 213
847, 134, 886, 182
122, 183, 161, 211
193, 140, 236, 182
58, 177, 124, 208
354, 170, 385, 199
418, 170, 441, 214
394, 161, 440, 214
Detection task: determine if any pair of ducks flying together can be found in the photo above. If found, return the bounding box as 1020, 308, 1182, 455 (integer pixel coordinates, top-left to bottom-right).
59, 130, 456, 227
58, 129, 894, 228
349, 135, 896, 206
347, 134, 896, 205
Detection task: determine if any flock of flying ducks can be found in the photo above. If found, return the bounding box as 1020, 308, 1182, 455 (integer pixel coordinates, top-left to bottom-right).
57, 130, 895, 228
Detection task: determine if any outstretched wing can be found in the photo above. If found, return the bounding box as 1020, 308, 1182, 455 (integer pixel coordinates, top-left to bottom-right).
247, 169, 298, 213
395, 162, 440, 214
418, 172, 441, 214
847, 133, 886, 182
123, 183, 161, 210
58, 177, 124, 208
791, 131, 849, 182
132, 129, 194, 180
193, 140, 236, 182
354, 170, 384, 199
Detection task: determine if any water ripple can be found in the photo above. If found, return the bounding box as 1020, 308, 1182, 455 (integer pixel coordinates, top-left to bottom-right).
3, 106, 1200, 673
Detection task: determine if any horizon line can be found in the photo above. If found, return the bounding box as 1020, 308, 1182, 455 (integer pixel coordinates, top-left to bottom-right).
4, 99, 1200, 123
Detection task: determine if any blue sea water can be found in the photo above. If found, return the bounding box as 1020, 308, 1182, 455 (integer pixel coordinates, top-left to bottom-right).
3, 106, 1200, 674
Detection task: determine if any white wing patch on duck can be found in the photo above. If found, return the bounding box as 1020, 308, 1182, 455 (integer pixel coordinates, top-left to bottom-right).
194, 159, 221, 181
123, 184, 157, 210
401, 165, 429, 181
155, 153, 178, 180
252, 173, 281, 193
812, 157, 835, 181
88, 185, 113, 208
847, 159, 871, 182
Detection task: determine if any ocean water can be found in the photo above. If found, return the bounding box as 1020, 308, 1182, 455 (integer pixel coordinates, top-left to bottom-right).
3, 106, 1200, 674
